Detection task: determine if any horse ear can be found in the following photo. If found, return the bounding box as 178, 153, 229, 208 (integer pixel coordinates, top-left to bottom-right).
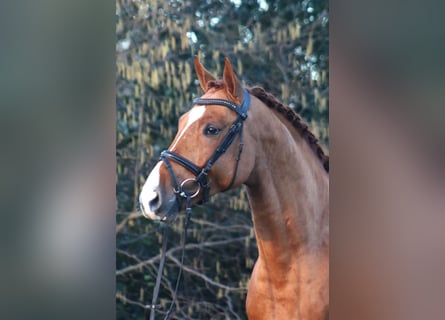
223, 57, 244, 102
194, 56, 216, 92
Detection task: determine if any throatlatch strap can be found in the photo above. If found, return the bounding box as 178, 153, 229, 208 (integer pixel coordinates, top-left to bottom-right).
222, 126, 244, 192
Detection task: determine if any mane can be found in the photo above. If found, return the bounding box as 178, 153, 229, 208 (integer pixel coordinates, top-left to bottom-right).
248, 86, 329, 173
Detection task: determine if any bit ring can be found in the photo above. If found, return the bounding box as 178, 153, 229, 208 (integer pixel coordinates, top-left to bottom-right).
179, 178, 201, 198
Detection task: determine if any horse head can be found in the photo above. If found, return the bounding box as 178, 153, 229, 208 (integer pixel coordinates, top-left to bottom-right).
139, 57, 255, 222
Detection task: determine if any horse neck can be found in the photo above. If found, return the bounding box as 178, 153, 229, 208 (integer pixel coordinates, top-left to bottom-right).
245, 98, 329, 270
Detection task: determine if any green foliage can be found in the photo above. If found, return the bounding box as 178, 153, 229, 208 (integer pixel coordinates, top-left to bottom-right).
116, 0, 328, 318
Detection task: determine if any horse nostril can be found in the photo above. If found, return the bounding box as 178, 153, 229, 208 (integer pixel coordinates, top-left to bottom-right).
148, 191, 161, 211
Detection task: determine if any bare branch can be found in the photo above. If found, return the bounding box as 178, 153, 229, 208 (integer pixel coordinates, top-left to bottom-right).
116, 248, 143, 263
116, 211, 141, 234
166, 251, 247, 292
190, 217, 252, 232
116, 291, 150, 310
116, 236, 248, 276
225, 290, 242, 320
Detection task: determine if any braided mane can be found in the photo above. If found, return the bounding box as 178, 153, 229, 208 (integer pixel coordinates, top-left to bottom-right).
248, 87, 329, 173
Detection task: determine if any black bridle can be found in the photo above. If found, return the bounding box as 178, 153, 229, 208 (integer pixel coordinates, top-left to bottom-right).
147, 89, 250, 320
160, 88, 250, 210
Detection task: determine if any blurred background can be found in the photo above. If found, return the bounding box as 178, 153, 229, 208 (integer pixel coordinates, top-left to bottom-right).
2, 0, 443, 319
116, 0, 328, 318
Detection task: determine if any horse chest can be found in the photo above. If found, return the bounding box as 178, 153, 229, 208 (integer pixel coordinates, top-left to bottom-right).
245, 258, 328, 320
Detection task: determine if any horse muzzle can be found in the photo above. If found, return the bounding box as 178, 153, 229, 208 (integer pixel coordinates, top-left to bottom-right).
139, 162, 179, 222
139, 187, 178, 222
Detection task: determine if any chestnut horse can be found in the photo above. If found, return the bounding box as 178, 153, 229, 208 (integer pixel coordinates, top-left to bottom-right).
140, 57, 329, 319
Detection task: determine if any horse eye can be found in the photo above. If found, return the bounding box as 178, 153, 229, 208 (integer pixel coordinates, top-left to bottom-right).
204, 125, 221, 136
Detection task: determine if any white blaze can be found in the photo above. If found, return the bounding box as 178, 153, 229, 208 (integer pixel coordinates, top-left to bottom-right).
170, 105, 206, 150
